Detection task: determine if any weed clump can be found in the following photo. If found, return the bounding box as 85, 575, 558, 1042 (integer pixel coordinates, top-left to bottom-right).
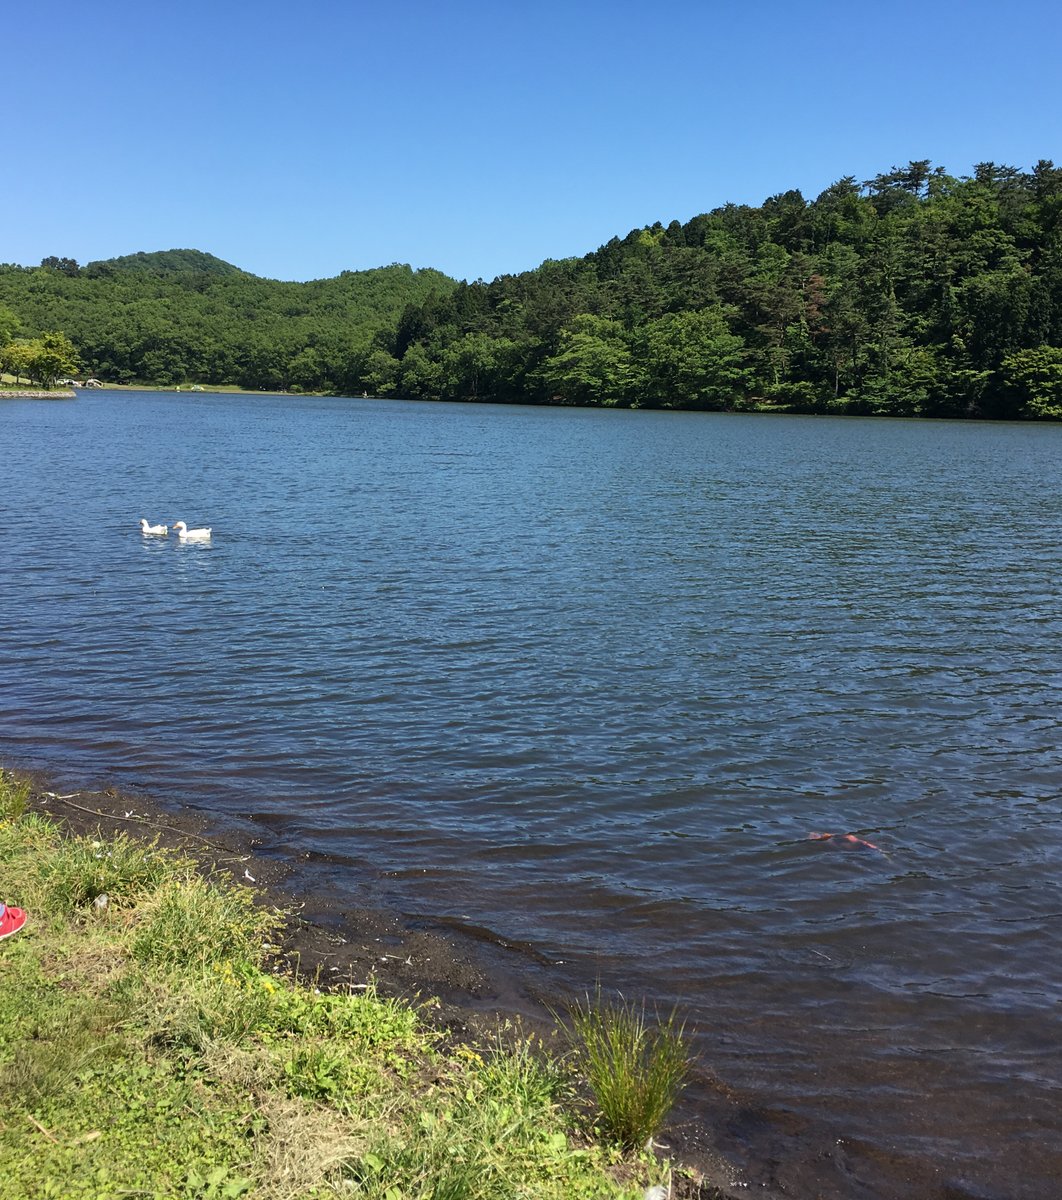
131, 874, 273, 968
42, 832, 174, 913
0, 770, 28, 821
565, 988, 690, 1152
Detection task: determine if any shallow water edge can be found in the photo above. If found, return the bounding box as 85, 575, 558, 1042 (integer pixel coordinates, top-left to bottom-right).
10, 756, 1026, 1200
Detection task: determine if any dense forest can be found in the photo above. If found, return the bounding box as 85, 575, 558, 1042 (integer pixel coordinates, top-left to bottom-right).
3, 160, 1062, 417
0, 251, 456, 394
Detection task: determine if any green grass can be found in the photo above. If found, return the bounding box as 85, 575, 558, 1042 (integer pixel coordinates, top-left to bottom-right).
0, 771, 686, 1199
562, 988, 691, 1153
0, 769, 28, 819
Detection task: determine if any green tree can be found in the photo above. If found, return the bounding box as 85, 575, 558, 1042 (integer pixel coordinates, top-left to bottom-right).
363, 348, 401, 396
536, 315, 636, 406
288, 346, 327, 392
39, 256, 81, 276
7, 332, 80, 388
399, 343, 442, 398
438, 333, 503, 400
32, 331, 80, 387
638, 309, 750, 409
999, 346, 1062, 418
1, 339, 33, 382
0, 302, 20, 349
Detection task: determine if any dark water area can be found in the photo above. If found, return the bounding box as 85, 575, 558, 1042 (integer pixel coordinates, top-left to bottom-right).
2, 390, 1061, 1197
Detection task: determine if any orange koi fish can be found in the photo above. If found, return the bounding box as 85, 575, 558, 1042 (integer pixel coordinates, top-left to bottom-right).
809, 831, 881, 851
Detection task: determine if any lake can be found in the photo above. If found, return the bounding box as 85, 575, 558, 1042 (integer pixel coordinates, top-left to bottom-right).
2, 389, 1061, 1198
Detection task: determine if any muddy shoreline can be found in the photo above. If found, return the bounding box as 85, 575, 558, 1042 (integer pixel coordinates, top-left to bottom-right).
18, 766, 762, 1200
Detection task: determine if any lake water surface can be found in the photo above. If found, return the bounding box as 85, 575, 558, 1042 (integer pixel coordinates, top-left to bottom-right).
2, 391, 1061, 1198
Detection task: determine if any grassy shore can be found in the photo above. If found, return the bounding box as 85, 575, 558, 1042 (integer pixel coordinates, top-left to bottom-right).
0, 771, 709, 1200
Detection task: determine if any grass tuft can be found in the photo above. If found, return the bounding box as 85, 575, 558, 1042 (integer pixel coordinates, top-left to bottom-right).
0, 994, 123, 1109
564, 987, 691, 1152
131, 874, 274, 969
0, 770, 29, 821
41, 831, 174, 913
476, 1034, 568, 1114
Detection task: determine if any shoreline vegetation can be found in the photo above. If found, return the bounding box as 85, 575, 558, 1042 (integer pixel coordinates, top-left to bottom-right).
0, 768, 745, 1200
2, 159, 1062, 419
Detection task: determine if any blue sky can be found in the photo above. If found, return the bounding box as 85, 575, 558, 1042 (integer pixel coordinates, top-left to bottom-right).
6, 0, 1061, 283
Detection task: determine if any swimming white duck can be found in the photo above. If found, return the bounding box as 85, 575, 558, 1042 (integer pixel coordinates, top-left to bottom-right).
139, 519, 168, 535
172, 520, 212, 542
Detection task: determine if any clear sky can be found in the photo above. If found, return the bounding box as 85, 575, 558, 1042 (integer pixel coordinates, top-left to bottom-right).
6, 0, 1060, 283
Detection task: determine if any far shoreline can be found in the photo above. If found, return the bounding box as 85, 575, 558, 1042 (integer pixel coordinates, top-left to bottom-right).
53, 382, 1058, 424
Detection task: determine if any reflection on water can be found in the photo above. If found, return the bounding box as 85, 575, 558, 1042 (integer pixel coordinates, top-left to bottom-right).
2, 392, 1062, 1198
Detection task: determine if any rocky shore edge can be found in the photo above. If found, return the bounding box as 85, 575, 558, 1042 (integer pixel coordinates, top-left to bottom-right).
0, 388, 76, 398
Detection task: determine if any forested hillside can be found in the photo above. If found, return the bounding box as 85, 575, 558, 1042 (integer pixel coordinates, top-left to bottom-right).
3, 160, 1062, 417
0, 251, 456, 393
382, 160, 1062, 419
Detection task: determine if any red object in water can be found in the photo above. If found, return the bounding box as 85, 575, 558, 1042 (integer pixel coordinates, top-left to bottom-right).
808, 831, 881, 851
845, 833, 880, 850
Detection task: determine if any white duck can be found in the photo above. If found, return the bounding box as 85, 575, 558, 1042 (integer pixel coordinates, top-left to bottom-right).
139, 519, 168, 535
172, 520, 212, 542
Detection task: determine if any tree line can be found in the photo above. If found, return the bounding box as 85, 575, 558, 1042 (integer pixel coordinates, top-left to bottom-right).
3, 160, 1062, 417
0, 251, 456, 395
0, 300, 79, 388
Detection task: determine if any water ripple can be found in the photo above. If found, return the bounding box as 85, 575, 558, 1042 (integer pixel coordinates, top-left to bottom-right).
3, 393, 1062, 1196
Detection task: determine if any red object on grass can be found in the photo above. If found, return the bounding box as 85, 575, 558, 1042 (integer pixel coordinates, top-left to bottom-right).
0, 903, 27, 941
